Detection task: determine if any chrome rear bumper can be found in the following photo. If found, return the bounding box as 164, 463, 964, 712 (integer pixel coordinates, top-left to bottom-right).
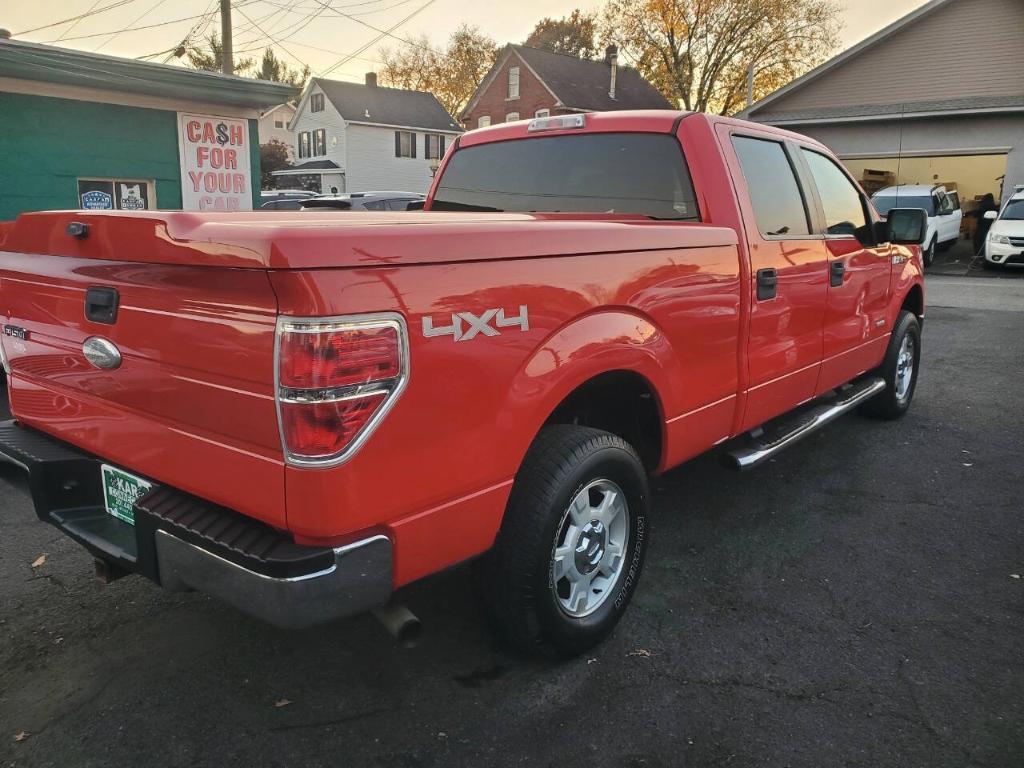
156, 531, 392, 629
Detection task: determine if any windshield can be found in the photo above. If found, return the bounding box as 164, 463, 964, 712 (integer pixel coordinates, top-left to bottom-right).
872, 194, 935, 216
1000, 200, 1024, 220
431, 133, 699, 220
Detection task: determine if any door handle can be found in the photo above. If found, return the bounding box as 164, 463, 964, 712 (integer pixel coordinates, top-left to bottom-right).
756, 268, 777, 300
84, 286, 119, 324
830, 260, 845, 287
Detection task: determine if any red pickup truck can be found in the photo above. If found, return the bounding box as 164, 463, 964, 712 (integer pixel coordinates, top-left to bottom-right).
0, 111, 926, 656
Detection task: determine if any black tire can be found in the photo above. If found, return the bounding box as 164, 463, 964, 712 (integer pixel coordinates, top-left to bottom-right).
476, 425, 649, 658
981, 258, 998, 271
861, 310, 921, 420
922, 237, 936, 268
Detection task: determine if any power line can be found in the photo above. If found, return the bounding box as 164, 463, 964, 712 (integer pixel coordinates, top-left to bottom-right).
54, 0, 106, 41
40, 0, 259, 44
319, 0, 436, 77
94, 0, 173, 51
312, 0, 438, 53
232, 2, 312, 71
16, 0, 139, 35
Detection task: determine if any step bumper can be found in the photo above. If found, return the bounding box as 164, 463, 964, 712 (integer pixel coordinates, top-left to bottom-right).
0, 419, 392, 628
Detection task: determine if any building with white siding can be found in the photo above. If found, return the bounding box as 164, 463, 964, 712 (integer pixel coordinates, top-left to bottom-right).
258, 103, 296, 157
273, 74, 461, 194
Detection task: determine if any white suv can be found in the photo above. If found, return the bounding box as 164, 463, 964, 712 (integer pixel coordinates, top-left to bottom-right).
871, 184, 962, 267
983, 189, 1024, 269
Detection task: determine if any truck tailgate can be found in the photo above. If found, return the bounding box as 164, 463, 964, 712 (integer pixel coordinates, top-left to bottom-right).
0, 212, 284, 528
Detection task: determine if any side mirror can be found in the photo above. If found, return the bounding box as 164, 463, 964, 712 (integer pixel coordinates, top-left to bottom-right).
885, 208, 928, 245
983, 210, 998, 220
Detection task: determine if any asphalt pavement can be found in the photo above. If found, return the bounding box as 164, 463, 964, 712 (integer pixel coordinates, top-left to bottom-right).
1, 284, 1022, 768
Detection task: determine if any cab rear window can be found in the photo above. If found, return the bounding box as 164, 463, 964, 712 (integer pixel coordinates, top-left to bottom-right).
431, 133, 699, 220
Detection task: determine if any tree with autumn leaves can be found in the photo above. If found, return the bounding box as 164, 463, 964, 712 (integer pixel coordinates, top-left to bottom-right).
381, 0, 840, 119
601, 0, 841, 114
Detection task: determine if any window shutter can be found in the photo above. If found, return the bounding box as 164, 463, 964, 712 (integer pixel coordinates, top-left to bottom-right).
395, 131, 401, 157
439, 136, 446, 157
411, 133, 417, 158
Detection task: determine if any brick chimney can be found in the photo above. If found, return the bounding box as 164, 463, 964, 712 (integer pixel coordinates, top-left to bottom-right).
605, 45, 618, 100
365, 72, 378, 87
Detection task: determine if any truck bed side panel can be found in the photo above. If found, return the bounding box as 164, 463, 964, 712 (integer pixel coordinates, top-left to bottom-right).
270, 232, 741, 584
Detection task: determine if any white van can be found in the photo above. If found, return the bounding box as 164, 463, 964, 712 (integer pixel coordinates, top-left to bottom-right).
871, 185, 962, 267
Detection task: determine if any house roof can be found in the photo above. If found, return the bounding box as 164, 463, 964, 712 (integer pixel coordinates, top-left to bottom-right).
461, 44, 672, 120
747, 0, 955, 117
755, 94, 1024, 124
512, 45, 672, 112
310, 77, 461, 132
0, 37, 296, 108
288, 160, 341, 171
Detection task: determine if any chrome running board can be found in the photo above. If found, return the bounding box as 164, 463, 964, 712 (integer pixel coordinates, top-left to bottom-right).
725, 377, 886, 471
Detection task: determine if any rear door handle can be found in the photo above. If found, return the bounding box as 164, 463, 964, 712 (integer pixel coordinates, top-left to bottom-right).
756, 268, 777, 300
830, 260, 845, 287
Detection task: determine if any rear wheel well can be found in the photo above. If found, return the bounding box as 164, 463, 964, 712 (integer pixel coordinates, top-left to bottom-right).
901, 284, 924, 320
545, 371, 663, 472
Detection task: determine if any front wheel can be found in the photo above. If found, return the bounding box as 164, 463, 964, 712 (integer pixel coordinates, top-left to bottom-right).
923, 237, 936, 268
861, 310, 921, 420
476, 425, 649, 657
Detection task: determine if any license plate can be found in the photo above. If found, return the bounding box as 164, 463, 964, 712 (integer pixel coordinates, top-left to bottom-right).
101, 464, 152, 525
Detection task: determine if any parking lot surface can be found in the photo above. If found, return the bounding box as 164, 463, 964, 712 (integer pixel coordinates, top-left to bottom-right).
1, 298, 1022, 768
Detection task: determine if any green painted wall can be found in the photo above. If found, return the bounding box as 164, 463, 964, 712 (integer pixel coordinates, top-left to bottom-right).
0, 92, 261, 221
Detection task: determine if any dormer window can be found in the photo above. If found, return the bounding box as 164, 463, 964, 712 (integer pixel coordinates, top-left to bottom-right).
311, 93, 324, 113
507, 66, 520, 99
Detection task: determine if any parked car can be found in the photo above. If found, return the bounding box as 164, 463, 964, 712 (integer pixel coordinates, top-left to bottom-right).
301, 192, 425, 212
0, 111, 926, 657
260, 189, 317, 210
871, 184, 962, 266
982, 188, 1024, 268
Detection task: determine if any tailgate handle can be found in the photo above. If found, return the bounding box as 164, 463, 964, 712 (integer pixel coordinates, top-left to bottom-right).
85, 287, 119, 324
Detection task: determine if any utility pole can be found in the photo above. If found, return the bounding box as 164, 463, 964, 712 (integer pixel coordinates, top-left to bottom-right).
220, 0, 233, 75
745, 63, 755, 113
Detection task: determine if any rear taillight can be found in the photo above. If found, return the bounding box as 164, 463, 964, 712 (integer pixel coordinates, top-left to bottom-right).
275, 313, 408, 466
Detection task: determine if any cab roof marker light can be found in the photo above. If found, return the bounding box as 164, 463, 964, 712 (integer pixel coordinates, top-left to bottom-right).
528, 114, 585, 133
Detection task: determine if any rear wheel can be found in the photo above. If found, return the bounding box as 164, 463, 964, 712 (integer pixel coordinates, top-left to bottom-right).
477, 425, 649, 657
861, 310, 921, 420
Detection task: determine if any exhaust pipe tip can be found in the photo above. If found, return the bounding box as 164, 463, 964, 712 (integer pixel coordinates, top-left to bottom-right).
372, 604, 422, 648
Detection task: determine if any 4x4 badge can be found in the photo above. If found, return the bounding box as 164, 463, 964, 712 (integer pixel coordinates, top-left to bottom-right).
422, 305, 529, 343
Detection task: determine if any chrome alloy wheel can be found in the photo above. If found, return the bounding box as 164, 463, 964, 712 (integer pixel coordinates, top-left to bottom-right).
895, 334, 915, 402
551, 479, 630, 618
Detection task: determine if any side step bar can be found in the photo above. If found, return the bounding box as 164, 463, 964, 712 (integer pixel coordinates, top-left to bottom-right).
725, 377, 886, 471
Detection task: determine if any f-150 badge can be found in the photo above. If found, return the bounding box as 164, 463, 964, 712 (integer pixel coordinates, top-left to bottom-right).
422, 305, 529, 343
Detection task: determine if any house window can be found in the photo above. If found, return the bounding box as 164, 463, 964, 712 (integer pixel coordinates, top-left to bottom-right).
274, 119, 285, 128
478, 116, 491, 128
298, 131, 311, 159
535, 109, 550, 118
311, 93, 324, 113
313, 128, 326, 156
505, 113, 520, 122
425, 133, 446, 160
507, 67, 520, 99
395, 130, 416, 158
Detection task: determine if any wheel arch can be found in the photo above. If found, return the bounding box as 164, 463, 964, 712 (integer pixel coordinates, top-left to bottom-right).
501, 309, 682, 476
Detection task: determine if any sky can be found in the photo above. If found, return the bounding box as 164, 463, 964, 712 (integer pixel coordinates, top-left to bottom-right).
3, 0, 932, 85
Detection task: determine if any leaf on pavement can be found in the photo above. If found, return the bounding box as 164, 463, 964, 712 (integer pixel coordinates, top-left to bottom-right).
13, 731, 29, 742
31, 554, 46, 568
274, 698, 291, 708
627, 648, 652, 658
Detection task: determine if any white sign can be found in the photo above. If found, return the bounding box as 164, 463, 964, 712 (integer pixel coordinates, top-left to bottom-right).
177, 113, 253, 211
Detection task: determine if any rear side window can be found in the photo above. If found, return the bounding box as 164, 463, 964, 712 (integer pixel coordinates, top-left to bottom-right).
732, 136, 810, 237
432, 133, 699, 220
801, 149, 871, 242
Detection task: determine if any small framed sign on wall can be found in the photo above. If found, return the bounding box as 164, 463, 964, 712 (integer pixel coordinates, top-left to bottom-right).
78, 178, 155, 210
